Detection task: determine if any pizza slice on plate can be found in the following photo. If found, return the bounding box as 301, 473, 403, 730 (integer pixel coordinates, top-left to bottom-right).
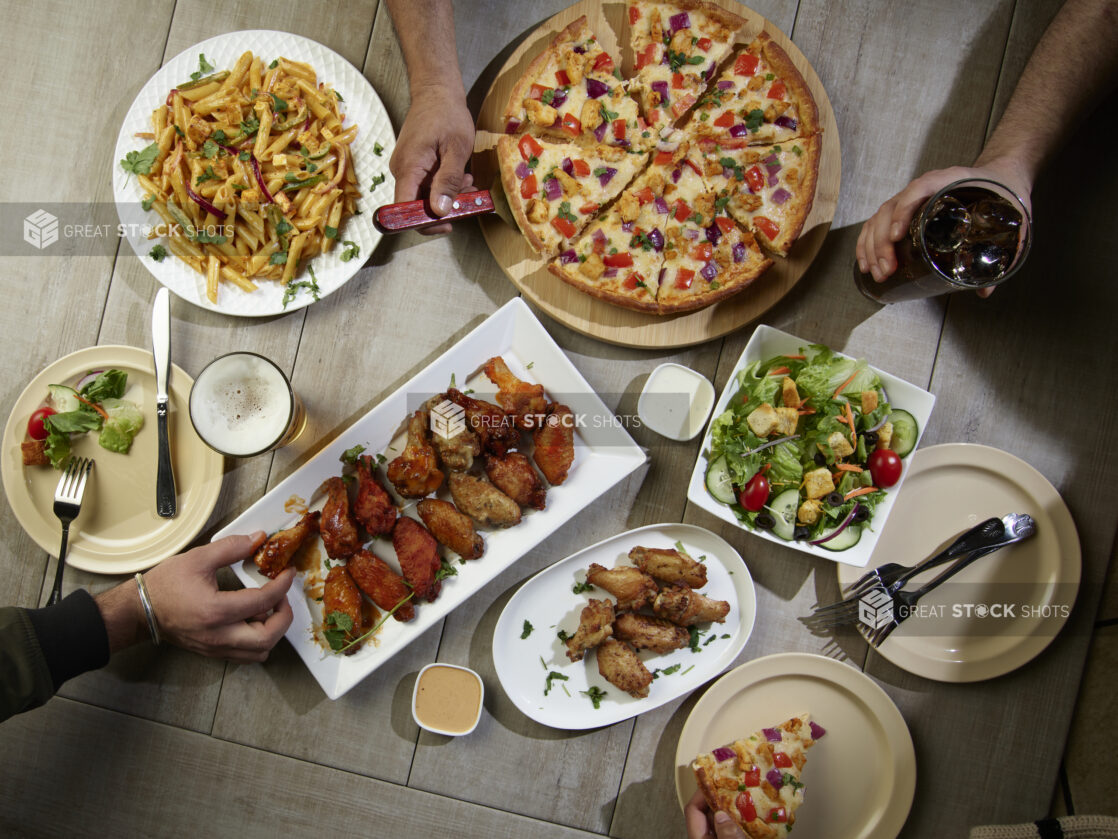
498, 134, 648, 258
692, 712, 825, 837
700, 134, 821, 256
628, 0, 746, 129
689, 32, 819, 147
548, 167, 671, 310
503, 15, 652, 151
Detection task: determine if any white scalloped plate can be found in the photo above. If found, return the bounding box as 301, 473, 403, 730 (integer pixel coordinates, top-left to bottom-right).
112, 30, 394, 316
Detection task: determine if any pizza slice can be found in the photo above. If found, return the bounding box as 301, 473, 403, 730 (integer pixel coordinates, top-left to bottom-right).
700, 135, 821, 256
692, 713, 825, 837
689, 32, 819, 147
498, 133, 648, 258
628, 0, 746, 129
547, 167, 671, 310
503, 16, 652, 151
654, 140, 771, 312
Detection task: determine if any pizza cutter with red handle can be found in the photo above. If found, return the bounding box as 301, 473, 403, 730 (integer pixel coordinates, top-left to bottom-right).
373, 181, 514, 233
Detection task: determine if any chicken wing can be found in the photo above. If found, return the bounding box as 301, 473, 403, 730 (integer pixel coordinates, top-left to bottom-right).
392, 516, 442, 602
483, 356, 548, 429
347, 549, 415, 622
447, 472, 522, 528
629, 546, 708, 589
446, 388, 520, 457
596, 638, 653, 698
253, 511, 321, 579
484, 452, 546, 510
354, 455, 397, 536
565, 598, 615, 662
586, 563, 658, 611
417, 498, 485, 560
387, 409, 445, 498
614, 612, 691, 654
323, 566, 365, 654
652, 585, 731, 626
532, 402, 575, 485
424, 393, 482, 471
320, 476, 361, 559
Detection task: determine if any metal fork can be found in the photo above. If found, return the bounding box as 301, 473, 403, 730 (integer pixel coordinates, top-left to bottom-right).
48, 457, 94, 606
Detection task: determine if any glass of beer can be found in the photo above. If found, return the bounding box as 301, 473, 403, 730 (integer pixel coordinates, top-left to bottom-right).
854, 178, 1031, 303
189, 352, 306, 457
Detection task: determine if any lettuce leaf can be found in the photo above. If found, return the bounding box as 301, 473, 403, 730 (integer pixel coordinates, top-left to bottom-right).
80, 369, 127, 402
98, 398, 144, 453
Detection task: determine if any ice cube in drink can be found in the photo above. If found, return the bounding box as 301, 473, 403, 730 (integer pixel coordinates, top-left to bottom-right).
921, 195, 970, 253
952, 240, 1015, 283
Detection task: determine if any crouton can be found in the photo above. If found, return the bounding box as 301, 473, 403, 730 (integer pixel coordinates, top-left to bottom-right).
827, 430, 854, 458
797, 499, 823, 525
782, 377, 801, 409
877, 421, 894, 450
774, 407, 799, 437
803, 467, 835, 500
21, 439, 49, 467
746, 403, 779, 437
860, 391, 878, 414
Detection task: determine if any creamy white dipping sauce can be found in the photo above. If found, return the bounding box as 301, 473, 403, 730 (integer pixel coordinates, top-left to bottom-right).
638, 364, 715, 441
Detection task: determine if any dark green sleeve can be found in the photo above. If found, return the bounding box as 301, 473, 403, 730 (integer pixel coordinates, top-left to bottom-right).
0, 606, 55, 722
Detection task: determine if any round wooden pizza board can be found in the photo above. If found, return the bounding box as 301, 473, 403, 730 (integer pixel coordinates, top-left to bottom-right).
473, 0, 840, 349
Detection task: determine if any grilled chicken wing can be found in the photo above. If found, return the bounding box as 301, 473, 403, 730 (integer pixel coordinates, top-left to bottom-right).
484, 452, 546, 510
532, 402, 575, 485
347, 549, 415, 622
354, 455, 397, 536
323, 566, 365, 654
585, 563, 658, 611
614, 612, 691, 654
652, 585, 731, 626
447, 472, 522, 528
320, 476, 361, 559
596, 638, 653, 698
424, 393, 482, 471
565, 598, 615, 662
629, 546, 708, 589
253, 511, 320, 579
387, 409, 445, 498
446, 388, 520, 457
393, 516, 442, 602
483, 356, 548, 429
417, 498, 485, 560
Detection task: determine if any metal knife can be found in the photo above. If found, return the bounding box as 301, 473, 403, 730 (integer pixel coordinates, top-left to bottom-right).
152, 287, 177, 517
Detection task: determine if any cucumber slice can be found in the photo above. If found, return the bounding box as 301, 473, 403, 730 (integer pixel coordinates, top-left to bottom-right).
47, 384, 81, 413
887, 409, 919, 457
768, 488, 800, 541
816, 521, 863, 551
705, 455, 736, 505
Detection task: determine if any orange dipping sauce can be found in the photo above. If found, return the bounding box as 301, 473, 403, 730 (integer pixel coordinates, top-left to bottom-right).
412, 664, 483, 735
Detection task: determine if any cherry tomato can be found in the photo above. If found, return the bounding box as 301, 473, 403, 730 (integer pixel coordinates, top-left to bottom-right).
738, 472, 770, 512
868, 448, 903, 487
27, 406, 56, 441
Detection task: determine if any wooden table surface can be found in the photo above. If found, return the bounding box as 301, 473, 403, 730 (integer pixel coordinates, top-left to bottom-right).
1, 1, 1115, 836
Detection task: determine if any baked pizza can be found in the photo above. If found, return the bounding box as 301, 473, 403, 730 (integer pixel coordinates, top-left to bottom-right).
692, 713, 826, 837
498, 133, 648, 257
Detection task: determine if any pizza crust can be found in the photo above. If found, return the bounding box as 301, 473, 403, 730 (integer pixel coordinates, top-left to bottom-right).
758, 34, 819, 137
497, 135, 553, 256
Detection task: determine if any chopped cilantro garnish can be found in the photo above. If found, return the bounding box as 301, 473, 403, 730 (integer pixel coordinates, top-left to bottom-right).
238, 150, 251, 162
581, 686, 607, 708
371, 173, 386, 188
189, 53, 215, 82
520, 620, 534, 639
374, 142, 384, 156
662, 663, 682, 676
148, 245, 168, 262
324, 225, 338, 240
572, 579, 594, 594
544, 671, 568, 696
340, 444, 365, 464
120, 142, 160, 176
557, 201, 576, 223
765, 73, 775, 81
339, 240, 360, 262
271, 93, 288, 113
195, 165, 219, 186
744, 109, 765, 132
270, 252, 289, 266
556, 629, 571, 642
323, 611, 354, 651
281, 263, 321, 308
434, 557, 458, 581
141, 194, 155, 212
688, 626, 704, 653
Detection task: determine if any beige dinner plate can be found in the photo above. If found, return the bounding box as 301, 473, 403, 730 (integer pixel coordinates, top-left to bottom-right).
837, 444, 1081, 683
675, 653, 915, 838
1, 345, 224, 574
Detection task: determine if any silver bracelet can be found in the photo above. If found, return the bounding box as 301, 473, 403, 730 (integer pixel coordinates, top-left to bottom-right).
134, 573, 161, 646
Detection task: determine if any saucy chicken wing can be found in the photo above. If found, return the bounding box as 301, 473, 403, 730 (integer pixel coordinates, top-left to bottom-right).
484, 452, 546, 510
652, 585, 731, 626
392, 516, 442, 602
253, 511, 320, 579
483, 356, 548, 429
417, 498, 485, 560
447, 472, 522, 528
446, 388, 520, 457
354, 455, 397, 536
585, 563, 658, 611
565, 598, 615, 662
347, 549, 415, 622
596, 638, 653, 699
613, 612, 691, 654
629, 546, 708, 589
532, 402, 575, 485
320, 476, 361, 559
387, 409, 445, 498
424, 393, 482, 471
323, 566, 365, 654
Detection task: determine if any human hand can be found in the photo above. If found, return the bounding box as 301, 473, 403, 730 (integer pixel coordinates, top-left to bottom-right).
389, 83, 476, 235
685, 789, 747, 839
142, 533, 295, 663
855, 161, 1032, 297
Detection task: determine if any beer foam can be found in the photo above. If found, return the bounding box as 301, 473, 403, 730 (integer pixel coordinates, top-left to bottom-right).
190, 354, 291, 456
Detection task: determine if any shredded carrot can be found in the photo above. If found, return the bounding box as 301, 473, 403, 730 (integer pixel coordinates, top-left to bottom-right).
835, 463, 863, 473
761, 463, 771, 474
833, 370, 859, 397
783, 354, 806, 360
75, 393, 109, 421
797, 407, 816, 416
768, 366, 790, 376
844, 486, 878, 501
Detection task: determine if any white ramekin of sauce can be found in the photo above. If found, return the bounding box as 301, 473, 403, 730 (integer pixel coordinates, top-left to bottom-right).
411, 663, 485, 736
637, 363, 716, 441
